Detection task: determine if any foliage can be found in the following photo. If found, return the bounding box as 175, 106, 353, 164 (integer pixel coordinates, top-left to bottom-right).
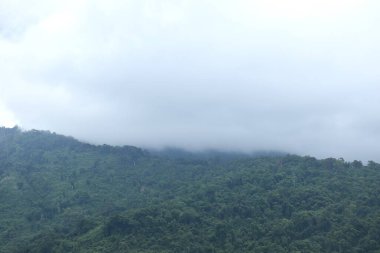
0, 127, 380, 252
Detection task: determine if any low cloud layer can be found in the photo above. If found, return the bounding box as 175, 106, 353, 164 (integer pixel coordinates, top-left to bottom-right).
1, 0, 380, 161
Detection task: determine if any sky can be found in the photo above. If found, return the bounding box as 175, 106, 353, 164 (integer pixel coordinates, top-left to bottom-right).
1, 0, 380, 161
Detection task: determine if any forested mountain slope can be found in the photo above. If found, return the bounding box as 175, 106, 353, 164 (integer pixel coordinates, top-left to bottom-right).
0, 127, 380, 252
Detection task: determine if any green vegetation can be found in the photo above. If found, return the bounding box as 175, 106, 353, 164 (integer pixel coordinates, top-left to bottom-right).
0, 126, 380, 252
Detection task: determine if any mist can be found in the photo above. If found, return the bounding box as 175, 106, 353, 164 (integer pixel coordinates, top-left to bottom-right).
1, 0, 380, 161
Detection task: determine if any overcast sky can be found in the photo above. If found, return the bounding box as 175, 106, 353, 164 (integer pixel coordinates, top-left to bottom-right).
1, 0, 380, 161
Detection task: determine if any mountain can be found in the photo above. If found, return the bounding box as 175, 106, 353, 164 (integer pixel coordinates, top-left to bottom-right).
0, 126, 380, 252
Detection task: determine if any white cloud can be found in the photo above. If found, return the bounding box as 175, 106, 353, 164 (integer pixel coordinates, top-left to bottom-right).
0, 101, 18, 127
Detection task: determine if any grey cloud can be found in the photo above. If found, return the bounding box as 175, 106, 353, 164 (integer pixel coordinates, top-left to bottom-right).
1, 0, 380, 161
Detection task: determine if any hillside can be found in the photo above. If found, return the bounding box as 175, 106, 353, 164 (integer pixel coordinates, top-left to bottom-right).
0, 127, 380, 252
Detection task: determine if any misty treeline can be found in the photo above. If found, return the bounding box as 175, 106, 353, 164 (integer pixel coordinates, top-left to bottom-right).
0, 127, 380, 252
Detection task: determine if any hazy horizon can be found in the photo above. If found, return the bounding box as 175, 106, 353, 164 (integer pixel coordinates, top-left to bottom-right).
1, 0, 380, 161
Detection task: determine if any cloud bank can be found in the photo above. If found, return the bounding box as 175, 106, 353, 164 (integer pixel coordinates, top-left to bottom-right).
1, 0, 380, 161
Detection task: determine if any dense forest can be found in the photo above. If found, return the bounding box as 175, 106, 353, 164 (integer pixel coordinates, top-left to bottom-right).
0, 126, 380, 252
